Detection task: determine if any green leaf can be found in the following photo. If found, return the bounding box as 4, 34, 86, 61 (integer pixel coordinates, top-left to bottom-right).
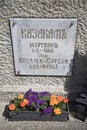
9, 111, 16, 118
15, 108, 22, 113
39, 96, 50, 101
39, 105, 47, 109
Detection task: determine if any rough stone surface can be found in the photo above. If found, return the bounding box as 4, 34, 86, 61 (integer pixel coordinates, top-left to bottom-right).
0, 0, 87, 128
0, 0, 87, 97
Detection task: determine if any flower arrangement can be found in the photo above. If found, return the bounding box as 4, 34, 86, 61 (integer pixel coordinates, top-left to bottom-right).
8, 89, 69, 118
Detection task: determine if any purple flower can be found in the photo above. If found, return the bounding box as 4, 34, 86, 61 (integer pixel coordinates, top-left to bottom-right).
31, 95, 37, 100
39, 100, 45, 105
25, 88, 32, 95
34, 105, 39, 110
25, 89, 38, 96
24, 89, 50, 111
42, 107, 52, 114
25, 97, 33, 106
29, 99, 33, 106
39, 92, 49, 96
32, 91, 38, 95
32, 96, 40, 105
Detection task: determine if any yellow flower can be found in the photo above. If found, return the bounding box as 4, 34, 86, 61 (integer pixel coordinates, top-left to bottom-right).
53, 108, 61, 115
8, 104, 16, 111
57, 95, 63, 102
63, 98, 69, 103
23, 99, 29, 105
50, 94, 57, 99
20, 99, 29, 107
18, 94, 24, 99
20, 101, 26, 107
50, 94, 59, 106
50, 99, 59, 106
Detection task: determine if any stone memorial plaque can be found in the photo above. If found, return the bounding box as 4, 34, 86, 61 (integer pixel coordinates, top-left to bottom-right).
10, 18, 77, 76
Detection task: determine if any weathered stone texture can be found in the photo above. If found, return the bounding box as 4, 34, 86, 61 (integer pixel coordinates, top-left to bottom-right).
0, 0, 87, 96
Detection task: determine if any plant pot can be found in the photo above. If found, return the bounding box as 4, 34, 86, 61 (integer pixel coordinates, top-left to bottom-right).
3, 104, 69, 122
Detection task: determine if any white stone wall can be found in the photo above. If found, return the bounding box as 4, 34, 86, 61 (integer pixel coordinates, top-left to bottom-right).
0, 0, 87, 99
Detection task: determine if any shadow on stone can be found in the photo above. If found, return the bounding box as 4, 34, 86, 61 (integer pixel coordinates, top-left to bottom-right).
64, 51, 87, 121
3, 105, 9, 120
64, 51, 87, 100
